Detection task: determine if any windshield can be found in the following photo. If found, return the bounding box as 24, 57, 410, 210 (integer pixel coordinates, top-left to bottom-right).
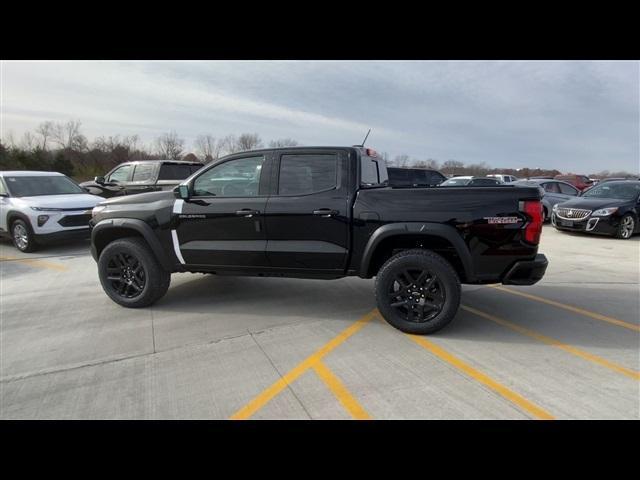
440, 178, 470, 186
4, 175, 85, 197
581, 182, 640, 200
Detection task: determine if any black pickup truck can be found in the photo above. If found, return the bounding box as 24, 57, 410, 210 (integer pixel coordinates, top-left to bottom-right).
81, 160, 203, 198
90, 146, 547, 334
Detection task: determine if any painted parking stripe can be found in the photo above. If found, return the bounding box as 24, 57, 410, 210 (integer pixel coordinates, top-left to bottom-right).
0, 256, 68, 271
229, 309, 378, 420
491, 285, 639, 332
407, 333, 555, 420
463, 305, 640, 380
313, 361, 371, 420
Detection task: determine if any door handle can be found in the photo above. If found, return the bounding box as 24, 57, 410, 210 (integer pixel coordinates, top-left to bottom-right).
313, 209, 339, 217
236, 209, 260, 218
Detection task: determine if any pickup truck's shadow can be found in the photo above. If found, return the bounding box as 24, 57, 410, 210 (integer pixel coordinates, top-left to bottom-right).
154, 273, 375, 322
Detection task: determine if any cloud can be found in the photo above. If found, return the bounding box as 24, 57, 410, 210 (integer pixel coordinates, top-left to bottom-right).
1, 60, 638, 172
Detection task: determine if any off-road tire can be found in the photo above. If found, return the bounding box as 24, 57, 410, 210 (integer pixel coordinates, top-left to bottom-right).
375, 249, 461, 335
98, 236, 171, 307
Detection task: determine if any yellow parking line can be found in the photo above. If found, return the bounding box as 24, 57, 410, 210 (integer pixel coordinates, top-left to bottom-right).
408, 334, 555, 420
229, 309, 378, 420
491, 285, 639, 332
313, 361, 371, 420
0, 256, 68, 271
463, 305, 640, 381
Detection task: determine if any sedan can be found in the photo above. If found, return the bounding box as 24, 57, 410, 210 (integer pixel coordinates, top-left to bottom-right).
551, 180, 640, 239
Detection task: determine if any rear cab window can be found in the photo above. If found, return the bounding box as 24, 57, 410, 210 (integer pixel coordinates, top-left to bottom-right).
360, 150, 387, 187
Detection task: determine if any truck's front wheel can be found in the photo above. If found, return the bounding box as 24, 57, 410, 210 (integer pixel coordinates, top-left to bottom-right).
375, 249, 461, 335
98, 237, 170, 308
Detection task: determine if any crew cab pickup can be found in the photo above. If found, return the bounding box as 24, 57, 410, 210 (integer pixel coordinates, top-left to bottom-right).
90, 146, 548, 334
81, 160, 203, 198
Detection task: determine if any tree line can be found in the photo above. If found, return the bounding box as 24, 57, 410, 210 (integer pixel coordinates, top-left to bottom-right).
1, 120, 636, 182
0, 120, 299, 181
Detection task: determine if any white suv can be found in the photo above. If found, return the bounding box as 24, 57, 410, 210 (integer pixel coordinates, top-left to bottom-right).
0, 171, 103, 252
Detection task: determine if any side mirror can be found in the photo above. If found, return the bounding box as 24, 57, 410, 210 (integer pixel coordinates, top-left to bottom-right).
176, 184, 190, 200
95, 176, 105, 185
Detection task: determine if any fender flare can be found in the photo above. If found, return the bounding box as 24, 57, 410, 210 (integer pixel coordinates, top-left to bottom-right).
359, 222, 474, 280
91, 218, 174, 271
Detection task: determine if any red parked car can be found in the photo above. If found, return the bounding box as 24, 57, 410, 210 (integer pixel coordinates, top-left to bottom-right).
554, 174, 594, 191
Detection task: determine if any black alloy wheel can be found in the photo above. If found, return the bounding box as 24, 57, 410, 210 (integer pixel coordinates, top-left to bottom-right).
388, 268, 445, 323
375, 249, 461, 335
106, 252, 146, 299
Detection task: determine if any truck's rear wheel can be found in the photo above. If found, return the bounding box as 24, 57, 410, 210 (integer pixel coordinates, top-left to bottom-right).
98, 237, 170, 308
375, 249, 461, 335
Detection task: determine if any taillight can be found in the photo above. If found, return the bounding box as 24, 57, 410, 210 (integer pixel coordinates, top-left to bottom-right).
522, 200, 543, 244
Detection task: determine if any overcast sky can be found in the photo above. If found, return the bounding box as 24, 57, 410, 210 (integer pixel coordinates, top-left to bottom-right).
1, 60, 638, 172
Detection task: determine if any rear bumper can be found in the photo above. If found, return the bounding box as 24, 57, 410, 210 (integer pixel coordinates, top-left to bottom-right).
502, 254, 548, 286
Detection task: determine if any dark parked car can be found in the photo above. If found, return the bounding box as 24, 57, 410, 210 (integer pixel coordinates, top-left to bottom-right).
439, 176, 503, 186
554, 174, 594, 192
90, 146, 547, 335
81, 160, 204, 198
552, 180, 640, 239
514, 179, 580, 221
387, 167, 446, 187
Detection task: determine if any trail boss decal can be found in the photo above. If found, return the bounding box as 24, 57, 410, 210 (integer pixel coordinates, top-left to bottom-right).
483, 216, 521, 224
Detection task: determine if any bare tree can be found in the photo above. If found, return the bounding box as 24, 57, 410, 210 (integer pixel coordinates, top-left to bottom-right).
194, 134, 223, 161
394, 154, 410, 168
268, 138, 299, 148
442, 160, 464, 175
425, 158, 440, 170
155, 131, 185, 160
52, 120, 87, 151
35, 121, 55, 150
3, 131, 16, 148
236, 133, 263, 152
19, 132, 37, 151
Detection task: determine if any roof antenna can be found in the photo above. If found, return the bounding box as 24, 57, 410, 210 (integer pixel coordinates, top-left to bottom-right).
355, 129, 371, 147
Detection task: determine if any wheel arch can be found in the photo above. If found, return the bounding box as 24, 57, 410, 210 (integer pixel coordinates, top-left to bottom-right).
359, 222, 474, 281
6, 210, 33, 230
92, 218, 174, 271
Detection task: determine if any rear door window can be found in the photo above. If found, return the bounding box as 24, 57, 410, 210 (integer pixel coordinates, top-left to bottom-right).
543, 182, 561, 193
279, 154, 338, 195
132, 164, 156, 183
558, 183, 578, 195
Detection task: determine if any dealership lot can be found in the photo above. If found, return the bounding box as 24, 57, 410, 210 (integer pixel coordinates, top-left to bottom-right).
0, 226, 638, 419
